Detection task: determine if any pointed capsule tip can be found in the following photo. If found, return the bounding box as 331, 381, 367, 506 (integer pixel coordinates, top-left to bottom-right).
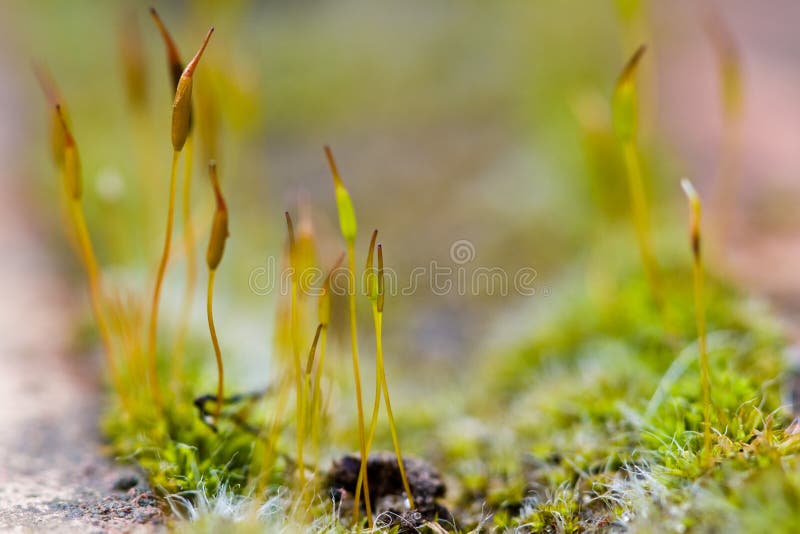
324, 145, 342, 184
285, 211, 296, 243
53, 104, 74, 145
377, 244, 385, 312
618, 44, 647, 85
33, 62, 61, 106
680, 178, 697, 200
366, 229, 378, 271
183, 26, 214, 78
305, 323, 324, 376
208, 160, 225, 211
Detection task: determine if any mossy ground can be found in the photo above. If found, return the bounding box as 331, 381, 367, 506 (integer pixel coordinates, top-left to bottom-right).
101, 263, 800, 532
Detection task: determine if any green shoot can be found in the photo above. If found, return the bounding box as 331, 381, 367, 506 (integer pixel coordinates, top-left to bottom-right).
302, 322, 324, 479
304, 324, 323, 446
612, 45, 662, 307
682, 178, 712, 468
372, 243, 415, 508
285, 211, 306, 487
146, 149, 178, 407
147, 26, 213, 407
206, 161, 229, 422
357, 229, 380, 510
323, 145, 373, 526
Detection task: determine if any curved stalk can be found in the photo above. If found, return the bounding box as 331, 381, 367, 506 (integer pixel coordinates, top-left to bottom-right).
621, 142, 662, 306
172, 136, 196, 383
206, 268, 223, 421
146, 150, 180, 407
346, 242, 373, 526
682, 179, 712, 467
285, 212, 306, 488
68, 197, 124, 398
310, 324, 328, 468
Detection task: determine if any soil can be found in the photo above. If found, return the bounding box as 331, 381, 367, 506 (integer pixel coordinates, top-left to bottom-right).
328, 451, 451, 531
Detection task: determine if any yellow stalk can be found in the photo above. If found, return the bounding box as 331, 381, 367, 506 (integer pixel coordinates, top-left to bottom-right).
621, 141, 662, 304
206, 161, 229, 422
172, 136, 196, 383
207, 268, 223, 421
357, 230, 381, 511
682, 179, 712, 467
50, 104, 125, 401
324, 146, 372, 525
346, 242, 373, 526
285, 212, 306, 488
311, 254, 342, 469
303, 324, 323, 478
310, 324, 328, 469
51, 103, 125, 403
371, 244, 415, 507
146, 27, 213, 408
68, 198, 124, 397
613, 46, 663, 307
146, 150, 179, 407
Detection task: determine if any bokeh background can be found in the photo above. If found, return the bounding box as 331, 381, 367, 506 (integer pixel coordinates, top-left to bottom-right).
2, 0, 800, 411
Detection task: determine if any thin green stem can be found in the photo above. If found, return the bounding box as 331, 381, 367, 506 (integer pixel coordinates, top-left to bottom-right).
290, 268, 305, 487
347, 242, 372, 527
622, 141, 663, 310
374, 306, 415, 508
310, 325, 328, 470
693, 254, 712, 467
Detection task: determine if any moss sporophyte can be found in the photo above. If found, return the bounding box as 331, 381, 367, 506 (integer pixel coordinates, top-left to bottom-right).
149, 8, 201, 387
147, 26, 213, 408
206, 161, 229, 422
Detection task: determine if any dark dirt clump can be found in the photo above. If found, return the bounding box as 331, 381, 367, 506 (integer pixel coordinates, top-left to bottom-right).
328, 451, 452, 531
112, 475, 139, 491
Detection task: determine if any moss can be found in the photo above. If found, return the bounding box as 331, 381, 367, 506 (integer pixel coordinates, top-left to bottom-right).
97, 260, 800, 533
445, 266, 793, 531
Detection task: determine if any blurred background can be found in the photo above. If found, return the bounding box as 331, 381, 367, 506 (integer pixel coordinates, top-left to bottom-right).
2, 0, 800, 411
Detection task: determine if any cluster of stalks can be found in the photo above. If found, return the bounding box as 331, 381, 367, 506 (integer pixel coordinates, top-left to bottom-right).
39, 12, 219, 423
39, 9, 414, 527
41, 10, 418, 526
147, 22, 214, 408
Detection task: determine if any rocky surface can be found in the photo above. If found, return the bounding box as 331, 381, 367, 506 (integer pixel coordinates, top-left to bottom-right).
0, 36, 163, 534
